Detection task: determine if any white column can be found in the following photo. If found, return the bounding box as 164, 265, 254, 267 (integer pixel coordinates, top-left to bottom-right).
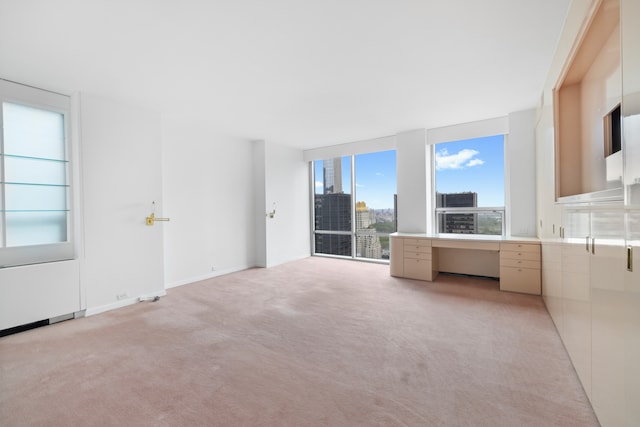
508, 109, 536, 236
396, 129, 428, 233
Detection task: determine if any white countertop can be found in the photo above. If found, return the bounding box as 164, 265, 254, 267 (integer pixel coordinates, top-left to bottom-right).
391, 232, 540, 244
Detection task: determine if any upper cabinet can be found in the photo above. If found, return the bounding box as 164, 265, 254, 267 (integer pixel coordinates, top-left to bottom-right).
622, 0, 640, 206
555, 0, 622, 201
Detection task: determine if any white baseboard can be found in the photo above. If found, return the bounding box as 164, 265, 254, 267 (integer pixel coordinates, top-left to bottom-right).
84, 289, 167, 317
265, 253, 310, 268
165, 264, 253, 289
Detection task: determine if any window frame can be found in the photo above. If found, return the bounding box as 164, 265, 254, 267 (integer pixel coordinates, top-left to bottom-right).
431, 134, 507, 236
310, 150, 397, 262
0, 79, 75, 268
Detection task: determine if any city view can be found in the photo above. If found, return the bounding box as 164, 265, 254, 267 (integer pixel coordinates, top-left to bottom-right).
435, 135, 505, 235
314, 153, 397, 260
314, 136, 505, 259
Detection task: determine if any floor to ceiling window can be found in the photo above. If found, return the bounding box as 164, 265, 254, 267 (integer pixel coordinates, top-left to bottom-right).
312, 150, 397, 261
313, 156, 352, 257
354, 150, 397, 260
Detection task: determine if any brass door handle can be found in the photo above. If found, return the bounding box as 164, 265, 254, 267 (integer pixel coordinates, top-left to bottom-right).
146, 213, 170, 226
146, 201, 170, 225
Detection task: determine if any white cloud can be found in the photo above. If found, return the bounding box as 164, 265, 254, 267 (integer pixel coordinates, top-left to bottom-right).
356, 183, 365, 188
375, 172, 384, 176
466, 158, 485, 167
315, 181, 323, 189
435, 148, 484, 170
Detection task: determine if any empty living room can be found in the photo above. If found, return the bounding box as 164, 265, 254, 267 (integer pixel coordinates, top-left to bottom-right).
1, 0, 639, 426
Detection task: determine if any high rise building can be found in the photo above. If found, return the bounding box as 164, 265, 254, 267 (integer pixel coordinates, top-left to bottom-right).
436, 192, 478, 234
355, 201, 382, 259
314, 193, 352, 255
315, 158, 351, 255
322, 158, 342, 194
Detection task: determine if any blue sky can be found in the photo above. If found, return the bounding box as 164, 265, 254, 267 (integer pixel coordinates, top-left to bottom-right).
315, 134, 504, 209
435, 135, 504, 207
354, 151, 397, 209
314, 151, 397, 210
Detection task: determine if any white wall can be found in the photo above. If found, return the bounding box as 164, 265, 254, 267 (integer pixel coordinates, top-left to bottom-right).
162, 117, 257, 287
80, 93, 165, 313
264, 141, 311, 267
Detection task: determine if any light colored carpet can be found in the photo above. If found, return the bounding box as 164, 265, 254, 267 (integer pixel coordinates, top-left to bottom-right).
0, 257, 598, 426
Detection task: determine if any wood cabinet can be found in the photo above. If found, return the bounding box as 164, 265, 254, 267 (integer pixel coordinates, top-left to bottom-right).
499, 243, 541, 294
402, 238, 436, 281
389, 235, 403, 277
555, 0, 622, 200
390, 236, 437, 281
390, 234, 540, 295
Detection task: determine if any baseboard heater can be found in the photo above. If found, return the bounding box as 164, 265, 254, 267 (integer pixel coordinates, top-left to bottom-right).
0, 312, 78, 338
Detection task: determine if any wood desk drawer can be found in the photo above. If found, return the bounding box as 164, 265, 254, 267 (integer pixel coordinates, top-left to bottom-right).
500, 250, 541, 262
500, 243, 540, 253
500, 258, 540, 269
404, 251, 431, 260
403, 238, 431, 247
500, 266, 541, 295
403, 245, 432, 254
404, 258, 434, 281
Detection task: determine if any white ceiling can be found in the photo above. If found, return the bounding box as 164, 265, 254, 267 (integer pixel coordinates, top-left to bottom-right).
0, 0, 571, 150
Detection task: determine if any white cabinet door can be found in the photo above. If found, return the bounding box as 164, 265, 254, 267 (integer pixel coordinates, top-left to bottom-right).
590, 209, 626, 427
625, 210, 640, 426
542, 242, 563, 333
562, 208, 592, 398
620, 0, 640, 420
535, 103, 563, 240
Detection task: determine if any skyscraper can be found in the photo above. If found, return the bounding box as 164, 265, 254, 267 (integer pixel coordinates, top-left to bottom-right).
314, 193, 352, 255
323, 158, 342, 194
355, 201, 382, 259
436, 192, 478, 234
315, 158, 350, 255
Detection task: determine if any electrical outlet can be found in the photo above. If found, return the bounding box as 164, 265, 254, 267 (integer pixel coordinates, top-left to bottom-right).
116, 293, 128, 301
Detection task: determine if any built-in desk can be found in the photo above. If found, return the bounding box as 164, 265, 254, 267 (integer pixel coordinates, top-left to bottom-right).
390, 233, 541, 295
